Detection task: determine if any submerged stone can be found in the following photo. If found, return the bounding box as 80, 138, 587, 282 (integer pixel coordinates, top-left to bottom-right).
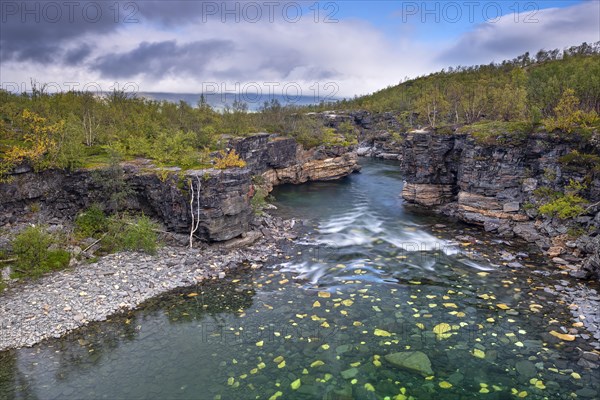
341, 368, 359, 379
384, 351, 433, 376
515, 360, 537, 378
336, 344, 351, 354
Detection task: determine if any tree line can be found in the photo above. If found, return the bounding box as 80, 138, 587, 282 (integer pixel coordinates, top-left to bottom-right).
0, 87, 351, 181
310, 42, 600, 129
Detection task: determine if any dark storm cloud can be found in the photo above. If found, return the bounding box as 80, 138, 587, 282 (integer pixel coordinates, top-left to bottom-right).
0, 1, 118, 63
64, 44, 92, 65
133, 0, 215, 26
0, 0, 218, 65
93, 39, 235, 79
14, 42, 61, 64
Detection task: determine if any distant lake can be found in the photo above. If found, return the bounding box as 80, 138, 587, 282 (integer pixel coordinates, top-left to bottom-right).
138, 92, 340, 111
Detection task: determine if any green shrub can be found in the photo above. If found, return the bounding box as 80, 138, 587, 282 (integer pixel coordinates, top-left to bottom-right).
74, 204, 108, 238
567, 227, 586, 238
543, 89, 600, 133
287, 115, 326, 149
148, 130, 199, 169
120, 216, 159, 254
435, 126, 454, 135
559, 150, 600, 172
102, 215, 159, 255
522, 202, 535, 210
533, 186, 562, 201
322, 127, 358, 147
251, 186, 269, 215
539, 194, 586, 219
11, 226, 70, 278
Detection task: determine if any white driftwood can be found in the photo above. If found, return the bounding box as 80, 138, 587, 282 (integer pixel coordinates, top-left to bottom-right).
189, 176, 201, 248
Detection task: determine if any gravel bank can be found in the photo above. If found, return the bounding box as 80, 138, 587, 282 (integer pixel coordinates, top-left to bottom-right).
0, 215, 296, 351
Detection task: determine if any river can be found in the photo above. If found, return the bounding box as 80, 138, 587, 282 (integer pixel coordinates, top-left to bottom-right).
1, 158, 598, 399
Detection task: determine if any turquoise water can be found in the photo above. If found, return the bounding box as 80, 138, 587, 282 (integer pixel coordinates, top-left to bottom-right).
1, 159, 598, 400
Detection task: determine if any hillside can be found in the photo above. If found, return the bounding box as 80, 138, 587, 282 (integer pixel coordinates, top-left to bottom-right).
312, 42, 600, 131
1, 42, 599, 183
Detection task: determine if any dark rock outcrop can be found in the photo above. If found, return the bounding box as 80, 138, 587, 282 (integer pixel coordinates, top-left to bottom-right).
229, 133, 298, 172
134, 168, 253, 241
319, 111, 405, 159
0, 163, 253, 242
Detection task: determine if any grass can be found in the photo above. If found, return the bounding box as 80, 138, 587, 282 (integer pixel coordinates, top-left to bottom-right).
458, 121, 533, 145
101, 214, 159, 255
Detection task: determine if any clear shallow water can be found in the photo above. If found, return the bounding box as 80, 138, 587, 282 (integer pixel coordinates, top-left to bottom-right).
1, 159, 599, 400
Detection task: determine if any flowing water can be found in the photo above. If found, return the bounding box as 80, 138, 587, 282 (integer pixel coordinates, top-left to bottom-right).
1, 159, 599, 400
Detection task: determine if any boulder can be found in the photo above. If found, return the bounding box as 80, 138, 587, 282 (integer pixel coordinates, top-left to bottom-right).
384, 351, 434, 376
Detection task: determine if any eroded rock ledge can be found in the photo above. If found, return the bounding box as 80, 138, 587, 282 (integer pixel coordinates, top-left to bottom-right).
230, 133, 360, 191
0, 134, 359, 242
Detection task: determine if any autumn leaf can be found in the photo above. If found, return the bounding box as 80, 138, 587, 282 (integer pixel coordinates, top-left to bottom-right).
433, 323, 452, 340
374, 328, 393, 337
549, 330, 576, 341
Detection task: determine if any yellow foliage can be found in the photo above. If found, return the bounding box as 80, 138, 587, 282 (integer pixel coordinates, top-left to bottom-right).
1, 109, 65, 181
213, 150, 247, 169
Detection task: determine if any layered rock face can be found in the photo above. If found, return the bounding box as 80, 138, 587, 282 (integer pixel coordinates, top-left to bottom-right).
399, 132, 460, 206
229, 133, 298, 172
0, 163, 253, 242
230, 133, 360, 191
398, 131, 600, 279
401, 183, 455, 206
137, 168, 253, 241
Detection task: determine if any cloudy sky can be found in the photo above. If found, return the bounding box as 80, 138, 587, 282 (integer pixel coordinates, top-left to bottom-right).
1, 0, 599, 101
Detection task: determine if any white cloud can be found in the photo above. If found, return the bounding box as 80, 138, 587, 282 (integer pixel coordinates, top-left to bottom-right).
437, 1, 600, 65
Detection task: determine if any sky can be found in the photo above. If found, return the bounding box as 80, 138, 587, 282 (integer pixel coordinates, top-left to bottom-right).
1, 0, 599, 102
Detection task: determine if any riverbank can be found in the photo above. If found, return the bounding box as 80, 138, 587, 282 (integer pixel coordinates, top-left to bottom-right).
0, 213, 296, 351
2, 159, 599, 400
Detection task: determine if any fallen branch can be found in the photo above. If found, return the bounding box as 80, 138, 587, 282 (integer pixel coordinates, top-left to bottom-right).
582, 201, 600, 214
0, 258, 17, 264
82, 233, 107, 253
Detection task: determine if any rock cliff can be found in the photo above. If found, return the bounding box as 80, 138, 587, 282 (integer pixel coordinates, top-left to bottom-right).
0, 163, 253, 242
0, 135, 359, 242
315, 109, 600, 280
319, 111, 404, 160
397, 131, 600, 280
